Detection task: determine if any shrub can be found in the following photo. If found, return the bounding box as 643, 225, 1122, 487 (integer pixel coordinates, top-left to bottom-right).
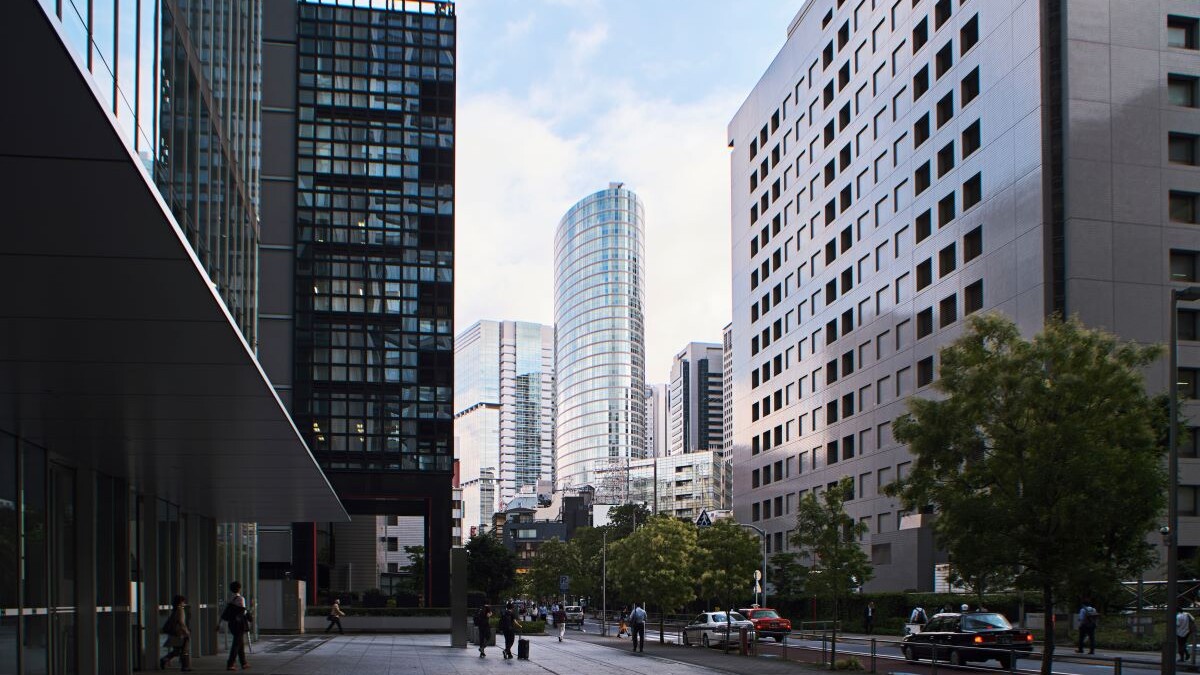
833, 657, 864, 670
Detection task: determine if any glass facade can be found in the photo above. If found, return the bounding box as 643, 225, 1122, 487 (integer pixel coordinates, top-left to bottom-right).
35, 0, 263, 344
293, 0, 456, 474
553, 185, 647, 495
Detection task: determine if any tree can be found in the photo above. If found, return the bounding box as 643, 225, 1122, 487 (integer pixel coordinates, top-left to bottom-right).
607, 503, 651, 539
696, 519, 761, 610
391, 545, 427, 603
791, 476, 872, 667
886, 313, 1166, 675
527, 538, 577, 599
609, 516, 698, 642
768, 551, 809, 604
466, 531, 517, 602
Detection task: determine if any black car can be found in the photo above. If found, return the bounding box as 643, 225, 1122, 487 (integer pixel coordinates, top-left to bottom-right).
901, 612, 1034, 668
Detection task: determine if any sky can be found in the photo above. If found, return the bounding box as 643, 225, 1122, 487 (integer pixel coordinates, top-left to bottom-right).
454, 0, 800, 383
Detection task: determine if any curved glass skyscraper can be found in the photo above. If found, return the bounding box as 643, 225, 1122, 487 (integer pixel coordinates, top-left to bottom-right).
554, 183, 647, 498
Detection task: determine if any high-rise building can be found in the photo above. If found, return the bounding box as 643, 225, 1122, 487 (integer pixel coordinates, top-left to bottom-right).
629, 451, 731, 520
729, 0, 1200, 591
454, 320, 556, 535
722, 323, 735, 452
258, 0, 456, 604
668, 342, 726, 455
554, 183, 648, 498
644, 383, 669, 458
3, 1, 344, 671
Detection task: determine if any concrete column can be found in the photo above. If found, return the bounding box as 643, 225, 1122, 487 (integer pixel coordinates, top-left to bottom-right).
74, 468, 96, 675
185, 514, 203, 658
140, 496, 159, 670
450, 547, 467, 647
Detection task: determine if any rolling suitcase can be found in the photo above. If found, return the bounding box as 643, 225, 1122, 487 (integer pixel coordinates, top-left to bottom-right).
517, 635, 530, 660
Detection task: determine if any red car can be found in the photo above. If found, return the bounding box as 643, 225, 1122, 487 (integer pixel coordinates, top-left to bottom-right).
738, 607, 792, 642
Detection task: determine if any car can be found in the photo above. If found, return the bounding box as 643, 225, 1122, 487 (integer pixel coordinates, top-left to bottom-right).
564, 605, 585, 627
738, 607, 793, 642
900, 611, 1034, 669
682, 611, 757, 648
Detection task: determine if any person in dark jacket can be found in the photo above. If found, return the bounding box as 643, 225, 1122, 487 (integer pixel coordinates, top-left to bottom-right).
474, 604, 493, 657
160, 595, 193, 671
499, 602, 523, 659
864, 601, 876, 634
220, 581, 252, 671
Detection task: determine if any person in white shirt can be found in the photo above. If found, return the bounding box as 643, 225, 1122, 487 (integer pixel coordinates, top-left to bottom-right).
628, 603, 647, 653
1178, 609, 1195, 661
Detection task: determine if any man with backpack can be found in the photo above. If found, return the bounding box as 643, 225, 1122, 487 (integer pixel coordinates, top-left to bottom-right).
220, 581, 252, 671
1076, 601, 1098, 655
474, 604, 493, 658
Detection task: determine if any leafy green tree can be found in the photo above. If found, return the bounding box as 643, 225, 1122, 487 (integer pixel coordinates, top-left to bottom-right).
609, 516, 698, 642
946, 552, 1017, 610
528, 538, 577, 599
696, 519, 761, 610
565, 526, 606, 603
607, 503, 651, 539
390, 545, 426, 602
769, 552, 809, 603
791, 476, 872, 666
466, 531, 517, 602
886, 314, 1166, 675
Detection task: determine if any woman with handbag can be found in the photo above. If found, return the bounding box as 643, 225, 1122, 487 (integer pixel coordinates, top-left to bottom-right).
160, 595, 192, 671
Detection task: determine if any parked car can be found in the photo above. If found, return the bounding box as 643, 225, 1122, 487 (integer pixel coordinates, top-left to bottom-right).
682, 611, 757, 647
738, 607, 792, 642
564, 605, 585, 628
900, 611, 1034, 669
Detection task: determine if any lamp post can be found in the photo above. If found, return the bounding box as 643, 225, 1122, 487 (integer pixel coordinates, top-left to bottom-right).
602, 528, 608, 637
741, 523, 768, 608
1165, 286, 1200, 675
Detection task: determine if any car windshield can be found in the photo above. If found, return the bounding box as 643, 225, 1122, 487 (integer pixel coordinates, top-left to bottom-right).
752, 609, 780, 618
711, 613, 729, 623
730, 612, 748, 622
962, 613, 1013, 631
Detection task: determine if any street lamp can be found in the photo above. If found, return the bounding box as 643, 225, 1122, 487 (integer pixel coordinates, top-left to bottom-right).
602, 528, 608, 637
1165, 285, 1200, 675
741, 524, 768, 608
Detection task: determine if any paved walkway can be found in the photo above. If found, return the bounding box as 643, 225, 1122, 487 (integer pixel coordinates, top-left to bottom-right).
179, 634, 743, 675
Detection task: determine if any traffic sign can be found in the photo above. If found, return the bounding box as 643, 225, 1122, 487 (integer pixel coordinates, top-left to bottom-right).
753, 569, 762, 581
559, 575, 570, 592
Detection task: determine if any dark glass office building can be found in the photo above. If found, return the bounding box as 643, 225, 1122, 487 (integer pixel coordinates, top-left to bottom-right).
2, 1, 344, 673
258, 0, 456, 605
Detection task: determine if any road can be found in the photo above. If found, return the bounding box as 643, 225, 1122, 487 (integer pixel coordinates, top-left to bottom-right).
569, 617, 1170, 675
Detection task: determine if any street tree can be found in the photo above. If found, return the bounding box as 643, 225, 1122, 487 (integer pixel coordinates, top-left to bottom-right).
465, 531, 517, 603
607, 503, 651, 539
768, 552, 809, 604
791, 476, 872, 666
609, 516, 698, 642
696, 518, 760, 609
528, 538, 577, 600
886, 313, 1166, 675
566, 526, 606, 603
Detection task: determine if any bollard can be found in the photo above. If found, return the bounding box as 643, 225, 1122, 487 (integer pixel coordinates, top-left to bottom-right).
1114, 656, 1122, 675
740, 627, 749, 655
822, 632, 828, 666
870, 638, 877, 673
1008, 648, 1015, 675
931, 641, 939, 675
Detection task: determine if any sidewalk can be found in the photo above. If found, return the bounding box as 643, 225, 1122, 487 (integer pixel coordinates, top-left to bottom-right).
175, 633, 740, 675
568, 629, 812, 675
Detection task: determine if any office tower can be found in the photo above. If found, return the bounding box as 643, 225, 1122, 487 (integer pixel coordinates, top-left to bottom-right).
723, 323, 735, 451
258, 0, 456, 604
2, 1, 345, 672
668, 342, 726, 455
628, 451, 731, 521
554, 183, 648, 498
729, 0, 1200, 591
644, 384, 669, 458
455, 320, 556, 535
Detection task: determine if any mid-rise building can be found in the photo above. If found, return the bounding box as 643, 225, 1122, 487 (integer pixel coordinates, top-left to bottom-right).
454, 320, 555, 535
258, 0, 457, 605
629, 450, 731, 520
2, 1, 345, 671
668, 342, 726, 455
722, 323, 735, 451
729, 0, 1200, 591
554, 183, 648, 498
645, 383, 669, 458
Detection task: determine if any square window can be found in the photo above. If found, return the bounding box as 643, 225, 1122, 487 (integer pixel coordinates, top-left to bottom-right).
1172, 250, 1200, 282
916, 258, 933, 290
1180, 309, 1200, 341
915, 210, 932, 243
917, 307, 934, 338
939, 243, 957, 277
965, 279, 983, 314
913, 17, 929, 52
914, 113, 931, 146
914, 161, 931, 194
1169, 74, 1199, 107
1169, 15, 1199, 50
937, 141, 956, 177
825, 121, 836, 146
839, 63, 852, 90
934, 0, 951, 28
824, 81, 835, 107
1180, 368, 1200, 399
938, 192, 957, 226
917, 356, 934, 387
1170, 132, 1200, 165
939, 293, 958, 327
913, 65, 930, 99
962, 119, 981, 156
1171, 191, 1200, 224
839, 102, 852, 129
964, 226, 983, 262
839, 21, 851, 49
936, 91, 955, 127
960, 14, 979, 54
935, 42, 953, 79
961, 67, 980, 104
963, 173, 983, 209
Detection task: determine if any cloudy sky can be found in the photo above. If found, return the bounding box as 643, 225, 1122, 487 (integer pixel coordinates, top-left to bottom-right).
454, 0, 799, 383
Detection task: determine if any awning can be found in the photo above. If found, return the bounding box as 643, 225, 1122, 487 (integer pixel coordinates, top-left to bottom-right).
0, 0, 347, 523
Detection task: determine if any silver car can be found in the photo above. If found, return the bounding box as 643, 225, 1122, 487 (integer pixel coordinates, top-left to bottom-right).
682, 611, 757, 647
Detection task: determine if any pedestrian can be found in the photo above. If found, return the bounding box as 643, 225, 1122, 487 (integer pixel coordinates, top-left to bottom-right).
553, 605, 567, 642
474, 604, 493, 657
220, 581, 252, 671
160, 594, 193, 672
864, 601, 876, 635
326, 598, 346, 634
1179, 609, 1196, 661
909, 605, 928, 626
499, 601, 522, 659
628, 602, 647, 653
961, 603, 970, 612
618, 605, 629, 637
1076, 601, 1098, 655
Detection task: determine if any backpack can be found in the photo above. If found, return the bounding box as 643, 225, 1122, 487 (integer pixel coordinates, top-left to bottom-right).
474, 609, 488, 628
498, 610, 514, 632
912, 608, 927, 624
1082, 607, 1098, 628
